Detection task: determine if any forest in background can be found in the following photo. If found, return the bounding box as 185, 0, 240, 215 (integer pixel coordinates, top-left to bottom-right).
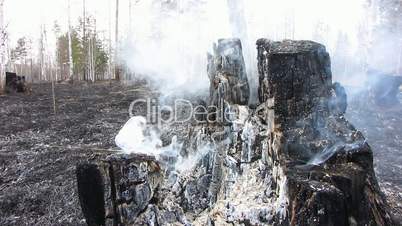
0, 0, 401, 94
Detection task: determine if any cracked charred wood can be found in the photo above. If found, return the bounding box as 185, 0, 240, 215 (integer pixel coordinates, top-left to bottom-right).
207, 38, 250, 107
257, 39, 333, 121
76, 153, 162, 226
256, 39, 394, 226
205, 38, 251, 203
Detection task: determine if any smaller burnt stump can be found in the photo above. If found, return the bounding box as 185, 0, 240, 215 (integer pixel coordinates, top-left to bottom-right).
77, 153, 162, 226
5, 72, 26, 93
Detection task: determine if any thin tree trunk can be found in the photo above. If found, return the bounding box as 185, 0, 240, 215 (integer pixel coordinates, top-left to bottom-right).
127, 0, 133, 82
30, 59, 33, 83
44, 26, 50, 81
68, 0, 74, 82
108, 0, 112, 84
93, 18, 97, 82
0, 0, 4, 94
114, 0, 119, 80
128, 0, 132, 37
40, 25, 45, 81
83, 0, 87, 81
398, 44, 402, 75
51, 60, 57, 114
89, 36, 94, 82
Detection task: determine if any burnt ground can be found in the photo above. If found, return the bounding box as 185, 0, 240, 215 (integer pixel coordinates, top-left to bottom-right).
0, 81, 156, 225
0, 82, 401, 225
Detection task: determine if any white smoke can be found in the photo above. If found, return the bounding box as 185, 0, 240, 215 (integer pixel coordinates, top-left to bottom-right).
121, 0, 231, 94
115, 116, 213, 171
121, 0, 396, 94
115, 116, 163, 155
175, 143, 212, 173
117, 0, 401, 170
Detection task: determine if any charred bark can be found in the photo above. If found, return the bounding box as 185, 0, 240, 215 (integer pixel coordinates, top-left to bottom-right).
76, 154, 162, 226
208, 38, 250, 107
257, 39, 394, 226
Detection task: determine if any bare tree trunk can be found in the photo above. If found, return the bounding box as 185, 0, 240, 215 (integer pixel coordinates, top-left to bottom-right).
398, 44, 402, 75
0, 0, 4, 94
88, 39, 90, 82
397, 21, 402, 75
128, 0, 132, 37
51, 60, 56, 114
88, 36, 94, 82
87, 31, 92, 82
91, 17, 97, 82
30, 59, 33, 83
114, 0, 119, 80
44, 27, 50, 81
108, 0, 112, 84
67, 0, 74, 82
82, 0, 87, 80
126, 0, 133, 82
40, 25, 45, 81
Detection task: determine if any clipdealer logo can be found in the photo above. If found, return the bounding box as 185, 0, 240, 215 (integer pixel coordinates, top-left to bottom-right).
128, 98, 236, 127
128, 98, 270, 128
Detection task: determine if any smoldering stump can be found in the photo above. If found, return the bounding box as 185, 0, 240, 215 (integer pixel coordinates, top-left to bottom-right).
256, 39, 393, 225
76, 39, 395, 226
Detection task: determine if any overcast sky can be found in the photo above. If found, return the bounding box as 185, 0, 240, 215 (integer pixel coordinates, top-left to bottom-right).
4, 0, 367, 54
4, 0, 128, 49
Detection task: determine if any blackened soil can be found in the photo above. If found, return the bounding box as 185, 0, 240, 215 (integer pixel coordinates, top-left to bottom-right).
0, 81, 401, 225
0, 81, 155, 225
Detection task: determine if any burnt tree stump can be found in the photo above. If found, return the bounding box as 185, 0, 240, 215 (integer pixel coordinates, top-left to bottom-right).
257, 39, 394, 226
5, 72, 26, 93
77, 154, 162, 226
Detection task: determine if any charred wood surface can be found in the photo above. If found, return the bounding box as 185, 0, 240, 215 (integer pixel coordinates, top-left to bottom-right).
208, 38, 250, 107
257, 39, 394, 226
76, 153, 162, 226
